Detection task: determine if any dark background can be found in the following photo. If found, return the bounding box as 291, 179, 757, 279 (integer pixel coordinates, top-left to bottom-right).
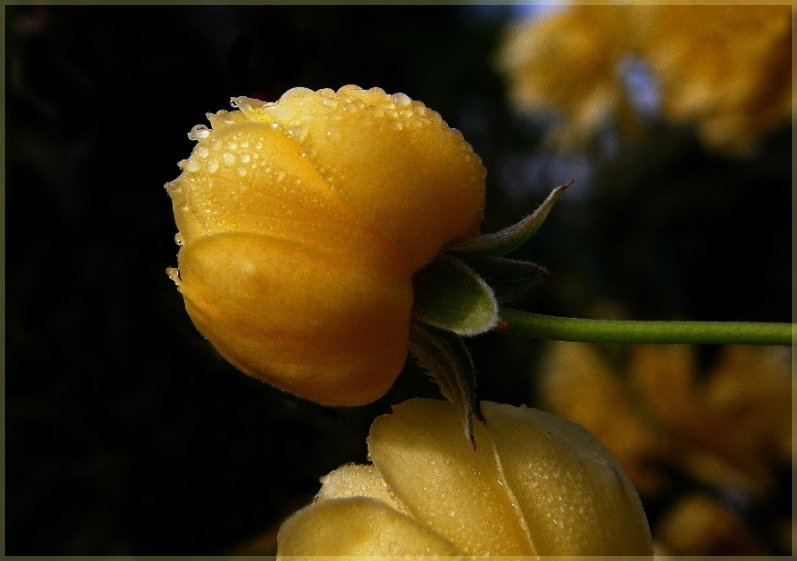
6, 5, 791, 555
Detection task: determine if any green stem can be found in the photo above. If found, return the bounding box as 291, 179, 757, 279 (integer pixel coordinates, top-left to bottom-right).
497, 309, 794, 346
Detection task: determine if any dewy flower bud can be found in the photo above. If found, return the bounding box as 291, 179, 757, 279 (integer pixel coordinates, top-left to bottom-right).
165, 86, 486, 406
277, 398, 654, 556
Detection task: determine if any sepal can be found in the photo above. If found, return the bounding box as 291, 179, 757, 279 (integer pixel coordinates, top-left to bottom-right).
447, 180, 573, 259
412, 254, 498, 336
408, 321, 485, 449
463, 257, 552, 303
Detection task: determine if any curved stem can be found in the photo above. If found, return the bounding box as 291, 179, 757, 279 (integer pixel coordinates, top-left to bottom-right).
497, 309, 794, 346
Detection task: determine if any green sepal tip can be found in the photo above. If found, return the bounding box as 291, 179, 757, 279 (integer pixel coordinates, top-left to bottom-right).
447, 180, 573, 259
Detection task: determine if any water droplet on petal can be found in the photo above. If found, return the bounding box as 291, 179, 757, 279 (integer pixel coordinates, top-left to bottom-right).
391, 92, 412, 107
222, 153, 236, 166
166, 267, 181, 286
174, 233, 184, 246
188, 125, 210, 140
207, 160, 219, 174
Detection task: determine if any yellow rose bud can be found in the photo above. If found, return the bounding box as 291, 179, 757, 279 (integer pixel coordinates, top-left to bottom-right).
277, 398, 654, 556
165, 86, 486, 406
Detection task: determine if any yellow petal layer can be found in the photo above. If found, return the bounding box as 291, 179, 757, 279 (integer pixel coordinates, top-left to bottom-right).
316, 464, 406, 514
482, 401, 654, 555
368, 399, 535, 555
175, 232, 413, 405
232, 86, 486, 269
277, 497, 465, 556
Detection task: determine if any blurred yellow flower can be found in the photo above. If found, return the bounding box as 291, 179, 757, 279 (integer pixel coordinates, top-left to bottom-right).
498, 6, 636, 149
498, 5, 792, 155
655, 492, 769, 555
631, 344, 791, 499
165, 86, 485, 406
277, 398, 653, 556
641, 5, 792, 155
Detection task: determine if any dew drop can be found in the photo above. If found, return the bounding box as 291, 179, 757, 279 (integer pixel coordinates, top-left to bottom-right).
174, 233, 184, 246
289, 126, 307, 142
226, 140, 238, 150
196, 146, 209, 159
391, 92, 412, 107
185, 160, 200, 173
222, 153, 236, 166
207, 160, 219, 174
240, 154, 251, 163
237, 167, 247, 177
166, 267, 181, 286
188, 125, 210, 140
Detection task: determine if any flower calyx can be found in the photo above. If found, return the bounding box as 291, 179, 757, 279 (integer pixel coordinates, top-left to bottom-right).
409, 180, 572, 446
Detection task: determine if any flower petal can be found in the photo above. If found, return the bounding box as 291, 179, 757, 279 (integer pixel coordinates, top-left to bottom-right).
235, 87, 487, 269
483, 401, 654, 556
175, 232, 413, 405
368, 398, 535, 555
277, 497, 466, 556
316, 464, 407, 514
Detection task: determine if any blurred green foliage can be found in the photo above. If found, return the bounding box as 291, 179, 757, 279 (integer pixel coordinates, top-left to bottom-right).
6, 5, 790, 555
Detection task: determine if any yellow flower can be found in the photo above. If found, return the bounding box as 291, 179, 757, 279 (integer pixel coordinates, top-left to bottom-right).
640, 5, 792, 156
165, 86, 485, 406
277, 398, 653, 556
630, 344, 792, 498
498, 5, 634, 149
655, 492, 770, 555
498, 5, 792, 155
